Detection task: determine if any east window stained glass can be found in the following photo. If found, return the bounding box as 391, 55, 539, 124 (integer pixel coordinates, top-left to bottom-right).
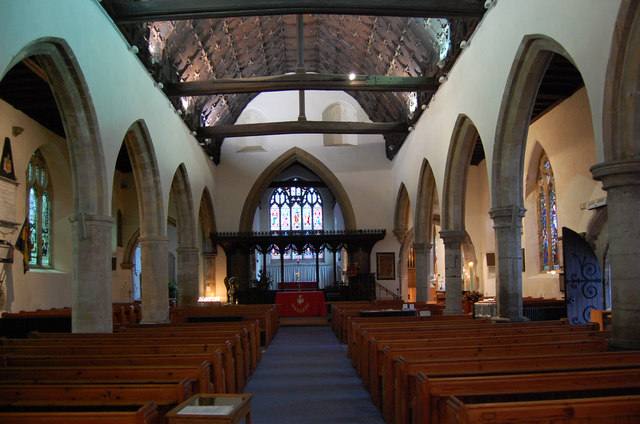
26, 151, 52, 267
269, 182, 324, 259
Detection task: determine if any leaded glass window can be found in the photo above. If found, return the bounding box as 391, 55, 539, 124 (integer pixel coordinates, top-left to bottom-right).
27, 151, 51, 267
537, 153, 559, 271
269, 182, 324, 260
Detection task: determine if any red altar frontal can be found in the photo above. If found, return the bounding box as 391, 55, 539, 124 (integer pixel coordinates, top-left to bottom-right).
275, 291, 326, 317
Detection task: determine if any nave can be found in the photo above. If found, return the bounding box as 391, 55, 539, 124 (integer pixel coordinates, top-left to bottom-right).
244, 325, 385, 424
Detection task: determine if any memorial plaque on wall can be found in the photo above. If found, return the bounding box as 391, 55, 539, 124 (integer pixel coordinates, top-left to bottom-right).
0, 137, 18, 228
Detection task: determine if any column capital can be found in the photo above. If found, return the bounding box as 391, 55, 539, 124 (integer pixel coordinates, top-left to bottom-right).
202, 252, 217, 259
590, 159, 640, 189
439, 230, 467, 243
412, 242, 433, 253
393, 228, 408, 243
138, 235, 169, 243
68, 213, 114, 226
489, 205, 526, 229
176, 246, 200, 254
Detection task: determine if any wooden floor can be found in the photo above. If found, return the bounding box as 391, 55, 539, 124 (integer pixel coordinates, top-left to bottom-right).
279, 316, 329, 326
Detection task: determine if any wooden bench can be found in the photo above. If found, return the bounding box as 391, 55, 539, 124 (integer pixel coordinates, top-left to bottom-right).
446, 393, 640, 424
0, 401, 158, 424
379, 338, 607, 423
115, 321, 261, 373
364, 323, 602, 393
2, 352, 227, 393
0, 379, 193, 424
415, 368, 640, 424
0, 363, 212, 394
395, 349, 640, 424
23, 330, 251, 391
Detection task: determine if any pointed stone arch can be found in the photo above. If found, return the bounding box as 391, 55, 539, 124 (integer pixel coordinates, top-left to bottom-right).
198, 187, 218, 297
5, 39, 111, 332
393, 183, 412, 243
169, 164, 199, 306
591, 0, 640, 349
491, 35, 577, 321
442, 115, 479, 232
239, 147, 356, 231
123, 121, 168, 322
414, 159, 438, 302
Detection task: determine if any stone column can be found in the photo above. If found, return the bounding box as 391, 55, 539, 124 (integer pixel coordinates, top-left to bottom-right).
203, 252, 217, 297
489, 205, 527, 321
440, 230, 466, 315
69, 214, 114, 333
139, 235, 169, 323
414, 243, 433, 301
176, 246, 200, 306
592, 159, 640, 349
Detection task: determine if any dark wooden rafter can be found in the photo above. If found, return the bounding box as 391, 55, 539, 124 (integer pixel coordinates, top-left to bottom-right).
107, 0, 486, 23
198, 120, 408, 138
165, 73, 438, 96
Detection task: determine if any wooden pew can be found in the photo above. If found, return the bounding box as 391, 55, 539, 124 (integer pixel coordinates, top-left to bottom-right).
0, 401, 159, 424
380, 338, 607, 423
21, 330, 249, 392
115, 321, 261, 373
3, 352, 227, 393
373, 328, 605, 411
415, 368, 640, 424
364, 323, 602, 394
446, 393, 640, 424
0, 363, 212, 394
396, 350, 640, 424
0, 379, 193, 424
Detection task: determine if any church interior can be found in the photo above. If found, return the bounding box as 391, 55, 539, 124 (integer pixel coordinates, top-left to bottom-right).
0, 0, 639, 422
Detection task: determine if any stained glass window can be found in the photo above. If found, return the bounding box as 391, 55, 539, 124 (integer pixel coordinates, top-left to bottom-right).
537, 153, 559, 271
26, 151, 52, 267
269, 182, 324, 259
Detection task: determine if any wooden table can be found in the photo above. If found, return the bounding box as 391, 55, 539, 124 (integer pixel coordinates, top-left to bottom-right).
166, 393, 252, 424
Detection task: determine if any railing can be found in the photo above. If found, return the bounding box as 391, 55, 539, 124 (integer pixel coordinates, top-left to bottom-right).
376, 282, 401, 300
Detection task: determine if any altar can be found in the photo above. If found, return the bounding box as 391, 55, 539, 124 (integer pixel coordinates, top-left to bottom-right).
277, 281, 318, 291
275, 291, 326, 317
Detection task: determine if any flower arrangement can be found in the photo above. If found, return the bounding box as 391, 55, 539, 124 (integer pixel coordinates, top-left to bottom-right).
462, 290, 481, 302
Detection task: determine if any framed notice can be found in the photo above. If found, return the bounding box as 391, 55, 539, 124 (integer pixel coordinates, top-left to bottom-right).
376, 252, 395, 280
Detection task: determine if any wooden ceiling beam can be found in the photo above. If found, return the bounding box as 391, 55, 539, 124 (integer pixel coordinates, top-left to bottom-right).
165, 74, 438, 96
197, 120, 408, 138
106, 0, 486, 23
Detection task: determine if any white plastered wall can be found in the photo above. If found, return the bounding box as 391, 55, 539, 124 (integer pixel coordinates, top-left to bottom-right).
0, 0, 216, 311
392, 0, 620, 298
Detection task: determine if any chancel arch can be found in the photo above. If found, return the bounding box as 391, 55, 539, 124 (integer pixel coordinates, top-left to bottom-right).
4, 40, 111, 332
168, 164, 198, 306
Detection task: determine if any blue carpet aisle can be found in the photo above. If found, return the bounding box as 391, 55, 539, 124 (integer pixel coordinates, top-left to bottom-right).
243, 325, 386, 424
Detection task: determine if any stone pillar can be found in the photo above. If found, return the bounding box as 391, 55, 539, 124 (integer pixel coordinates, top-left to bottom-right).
69, 214, 114, 333
440, 230, 466, 315
489, 205, 527, 321
414, 243, 433, 302
591, 160, 640, 349
139, 235, 169, 323
203, 252, 217, 297
176, 246, 200, 306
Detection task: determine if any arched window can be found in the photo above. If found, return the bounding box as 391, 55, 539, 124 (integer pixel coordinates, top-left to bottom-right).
269, 183, 323, 259
537, 153, 559, 271
27, 151, 52, 267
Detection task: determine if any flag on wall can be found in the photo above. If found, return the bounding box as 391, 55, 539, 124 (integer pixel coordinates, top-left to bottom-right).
15, 217, 31, 273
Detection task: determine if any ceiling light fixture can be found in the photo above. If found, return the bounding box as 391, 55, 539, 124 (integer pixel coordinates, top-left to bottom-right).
348, 72, 356, 81
460, 40, 468, 49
